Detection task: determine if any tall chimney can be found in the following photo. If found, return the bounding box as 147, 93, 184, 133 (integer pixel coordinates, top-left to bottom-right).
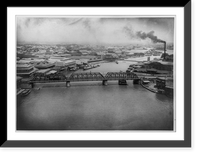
163, 41, 166, 60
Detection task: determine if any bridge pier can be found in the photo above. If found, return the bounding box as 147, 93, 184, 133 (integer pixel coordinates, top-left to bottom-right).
102, 80, 108, 86
30, 83, 34, 88
66, 81, 70, 87
118, 79, 127, 85
133, 79, 140, 84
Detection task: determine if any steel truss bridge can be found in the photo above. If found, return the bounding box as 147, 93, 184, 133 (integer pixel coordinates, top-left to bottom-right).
67, 72, 139, 82
29, 72, 141, 87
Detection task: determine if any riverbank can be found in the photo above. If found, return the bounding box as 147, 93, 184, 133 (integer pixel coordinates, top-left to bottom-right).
140, 81, 158, 93
125, 56, 161, 62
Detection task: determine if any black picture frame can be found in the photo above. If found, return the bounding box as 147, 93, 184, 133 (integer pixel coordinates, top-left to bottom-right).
1, 2, 191, 147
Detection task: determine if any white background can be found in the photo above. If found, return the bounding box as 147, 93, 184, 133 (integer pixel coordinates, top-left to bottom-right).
7, 7, 184, 141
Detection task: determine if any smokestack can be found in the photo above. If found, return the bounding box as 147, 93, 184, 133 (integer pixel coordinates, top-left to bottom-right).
163, 41, 166, 60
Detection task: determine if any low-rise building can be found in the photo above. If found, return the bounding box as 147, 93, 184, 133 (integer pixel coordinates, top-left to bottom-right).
33, 68, 52, 76
17, 76, 22, 90
17, 64, 36, 77
17, 59, 31, 64
143, 61, 173, 71
64, 60, 76, 67
103, 53, 119, 60
156, 77, 173, 97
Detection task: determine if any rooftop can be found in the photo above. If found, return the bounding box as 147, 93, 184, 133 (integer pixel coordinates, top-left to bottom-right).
17, 64, 33, 68
35, 68, 51, 74
144, 61, 173, 66
46, 70, 57, 75
136, 63, 145, 66
64, 60, 76, 63
17, 76, 22, 81
17, 60, 31, 64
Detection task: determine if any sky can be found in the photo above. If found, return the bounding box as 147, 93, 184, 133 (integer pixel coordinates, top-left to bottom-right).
17, 17, 174, 45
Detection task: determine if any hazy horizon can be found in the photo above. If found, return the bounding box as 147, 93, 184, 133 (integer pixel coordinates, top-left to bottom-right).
17, 17, 174, 46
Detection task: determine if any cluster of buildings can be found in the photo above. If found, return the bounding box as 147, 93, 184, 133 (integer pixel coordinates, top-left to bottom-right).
127, 60, 173, 76
17, 44, 168, 61
17, 43, 173, 79
156, 77, 173, 97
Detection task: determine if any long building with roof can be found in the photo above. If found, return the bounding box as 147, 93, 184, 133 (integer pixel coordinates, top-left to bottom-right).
143, 61, 173, 72
17, 64, 36, 77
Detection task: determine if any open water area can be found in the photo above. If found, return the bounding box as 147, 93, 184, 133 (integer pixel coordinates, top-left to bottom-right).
17, 59, 174, 130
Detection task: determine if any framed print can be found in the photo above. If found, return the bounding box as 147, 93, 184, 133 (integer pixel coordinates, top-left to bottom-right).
1, 2, 191, 147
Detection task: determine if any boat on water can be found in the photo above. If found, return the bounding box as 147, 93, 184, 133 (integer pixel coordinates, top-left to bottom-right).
141, 78, 150, 85
83, 65, 94, 70
115, 61, 118, 64
88, 59, 103, 63
93, 64, 100, 68
17, 88, 25, 96
83, 64, 100, 70
21, 89, 31, 96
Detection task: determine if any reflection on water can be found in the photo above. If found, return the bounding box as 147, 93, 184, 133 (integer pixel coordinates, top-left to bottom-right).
17, 61, 174, 130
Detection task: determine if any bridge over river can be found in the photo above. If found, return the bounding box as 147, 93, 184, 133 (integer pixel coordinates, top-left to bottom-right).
29, 71, 141, 87
29, 71, 171, 88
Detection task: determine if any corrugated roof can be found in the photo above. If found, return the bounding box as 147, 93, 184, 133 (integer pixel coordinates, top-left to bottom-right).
46, 70, 57, 75
17, 64, 33, 68
35, 69, 51, 73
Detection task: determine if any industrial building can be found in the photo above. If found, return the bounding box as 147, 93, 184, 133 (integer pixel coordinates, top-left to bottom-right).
17, 64, 36, 77
156, 77, 173, 97
143, 61, 173, 72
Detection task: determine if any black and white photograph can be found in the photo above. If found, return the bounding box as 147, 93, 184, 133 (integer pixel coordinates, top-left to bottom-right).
16, 16, 174, 130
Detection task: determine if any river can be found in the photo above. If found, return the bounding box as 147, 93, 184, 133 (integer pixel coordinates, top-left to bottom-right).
17, 60, 174, 130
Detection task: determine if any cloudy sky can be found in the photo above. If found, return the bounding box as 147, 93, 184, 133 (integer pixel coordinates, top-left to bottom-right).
17, 17, 174, 45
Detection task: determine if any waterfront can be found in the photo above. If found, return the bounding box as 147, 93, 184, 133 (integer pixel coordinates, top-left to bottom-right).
17, 60, 174, 130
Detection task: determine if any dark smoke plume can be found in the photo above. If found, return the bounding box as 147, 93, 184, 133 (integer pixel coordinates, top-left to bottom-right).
123, 25, 165, 43
136, 31, 165, 43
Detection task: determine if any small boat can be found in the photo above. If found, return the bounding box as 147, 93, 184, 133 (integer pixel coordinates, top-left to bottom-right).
21, 89, 31, 96
17, 89, 25, 95
83, 63, 92, 70
115, 61, 118, 64
141, 78, 150, 84
93, 64, 100, 68
141, 79, 150, 84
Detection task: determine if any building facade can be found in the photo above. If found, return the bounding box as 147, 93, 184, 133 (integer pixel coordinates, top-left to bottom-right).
17, 64, 36, 77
